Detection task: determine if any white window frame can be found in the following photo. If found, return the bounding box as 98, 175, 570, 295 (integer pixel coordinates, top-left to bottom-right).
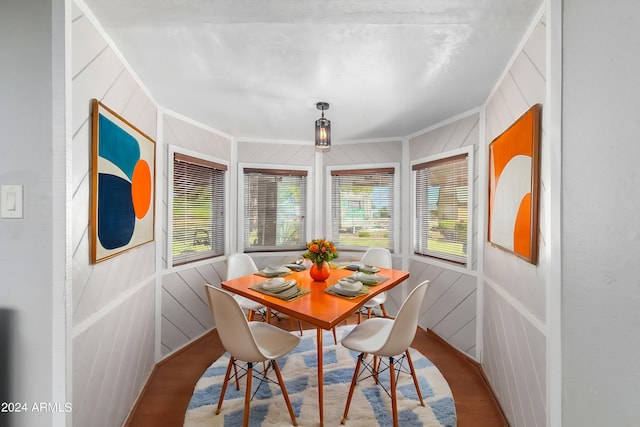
237, 163, 313, 254
325, 163, 400, 254
411, 146, 473, 268
167, 145, 230, 267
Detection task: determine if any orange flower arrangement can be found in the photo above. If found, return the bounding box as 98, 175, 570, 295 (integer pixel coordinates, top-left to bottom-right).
302, 239, 338, 266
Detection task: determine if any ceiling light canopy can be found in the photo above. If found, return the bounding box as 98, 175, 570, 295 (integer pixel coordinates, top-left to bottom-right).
315, 102, 331, 152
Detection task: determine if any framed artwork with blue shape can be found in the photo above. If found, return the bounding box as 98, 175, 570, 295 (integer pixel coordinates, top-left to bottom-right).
91, 99, 155, 263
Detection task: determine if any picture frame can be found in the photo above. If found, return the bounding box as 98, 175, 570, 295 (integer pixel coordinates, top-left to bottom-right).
488, 104, 541, 265
90, 99, 156, 263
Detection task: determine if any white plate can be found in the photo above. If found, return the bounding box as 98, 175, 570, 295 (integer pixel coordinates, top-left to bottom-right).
262, 278, 293, 292
263, 265, 291, 274
275, 285, 299, 299
283, 263, 305, 271
359, 264, 380, 273
338, 278, 363, 291
352, 272, 382, 285
334, 283, 361, 296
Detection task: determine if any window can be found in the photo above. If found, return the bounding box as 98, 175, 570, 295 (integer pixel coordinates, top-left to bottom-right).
330, 167, 396, 251
242, 168, 307, 252
413, 152, 469, 265
171, 152, 226, 266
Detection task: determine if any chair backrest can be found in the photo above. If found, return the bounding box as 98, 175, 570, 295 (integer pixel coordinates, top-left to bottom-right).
377, 280, 429, 357
360, 247, 392, 269
204, 284, 265, 362
227, 253, 259, 280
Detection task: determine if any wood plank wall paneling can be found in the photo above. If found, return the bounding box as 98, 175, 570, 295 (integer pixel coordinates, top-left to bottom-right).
163, 114, 231, 161
482, 15, 547, 427
72, 275, 155, 427
324, 140, 403, 165
159, 112, 232, 357
237, 141, 316, 165
160, 257, 226, 357
408, 112, 480, 360
409, 258, 477, 358
484, 283, 546, 427
71, 3, 158, 426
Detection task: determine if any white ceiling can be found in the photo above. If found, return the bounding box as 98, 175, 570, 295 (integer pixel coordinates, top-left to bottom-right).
84, 0, 542, 142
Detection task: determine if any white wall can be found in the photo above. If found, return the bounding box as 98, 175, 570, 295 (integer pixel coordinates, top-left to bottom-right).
408, 112, 481, 358
0, 1, 65, 426
481, 10, 548, 427
71, 2, 157, 426
159, 113, 232, 356
563, 1, 640, 425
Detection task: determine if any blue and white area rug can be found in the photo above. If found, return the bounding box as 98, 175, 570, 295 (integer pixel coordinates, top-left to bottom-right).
184, 326, 456, 427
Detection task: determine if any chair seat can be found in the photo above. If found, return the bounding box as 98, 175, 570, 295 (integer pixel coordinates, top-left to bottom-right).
363, 291, 386, 308
249, 322, 301, 360
234, 295, 264, 311
341, 317, 393, 355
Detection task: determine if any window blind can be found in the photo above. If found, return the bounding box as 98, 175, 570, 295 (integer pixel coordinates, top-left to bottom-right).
330, 168, 395, 251
413, 154, 468, 264
243, 168, 307, 252
172, 153, 226, 266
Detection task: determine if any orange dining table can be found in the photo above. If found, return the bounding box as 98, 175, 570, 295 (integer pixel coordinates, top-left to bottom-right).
221, 265, 410, 427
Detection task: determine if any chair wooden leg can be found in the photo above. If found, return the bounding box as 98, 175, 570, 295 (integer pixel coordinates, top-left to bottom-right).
373, 355, 379, 384
243, 362, 253, 427
389, 357, 398, 427
266, 309, 272, 324
216, 357, 234, 415
332, 327, 338, 345
288, 319, 304, 336
342, 353, 363, 424
405, 350, 425, 406
272, 360, 298, 426
379, 303, 388, 318
367, 307, 373, 319
247, 310, 254, 322
357, 311, 362, 324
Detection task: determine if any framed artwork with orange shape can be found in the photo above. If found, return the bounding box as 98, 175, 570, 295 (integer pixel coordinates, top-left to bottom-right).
90, 100, 156, 263
488, 104, 541, 265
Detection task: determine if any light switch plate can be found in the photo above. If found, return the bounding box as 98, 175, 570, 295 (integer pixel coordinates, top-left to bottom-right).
1, 185, 23, 218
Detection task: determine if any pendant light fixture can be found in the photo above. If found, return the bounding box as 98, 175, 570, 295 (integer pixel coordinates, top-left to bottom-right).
315, 102, 331, 152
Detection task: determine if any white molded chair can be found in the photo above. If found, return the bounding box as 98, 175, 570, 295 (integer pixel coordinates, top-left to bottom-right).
340, 280, 430, 427
227, 253, 267, 322
359, 247, 393, 322
205, 284, 301, 427
227, 253, 302, 334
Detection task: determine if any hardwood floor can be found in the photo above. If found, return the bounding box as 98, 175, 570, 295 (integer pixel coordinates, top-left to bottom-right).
124, 316, 508, 426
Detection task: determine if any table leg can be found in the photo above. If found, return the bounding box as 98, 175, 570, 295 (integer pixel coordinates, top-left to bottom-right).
316, 327, 324, 427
